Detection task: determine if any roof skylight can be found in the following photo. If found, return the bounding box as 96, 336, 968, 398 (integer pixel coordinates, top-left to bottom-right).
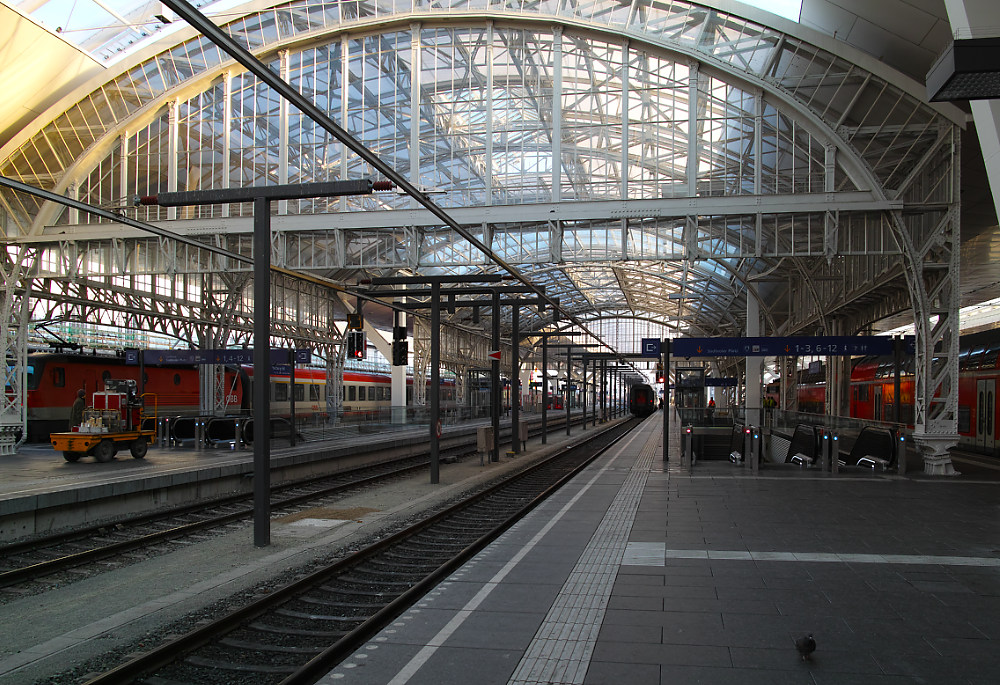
8, 0, 232, 63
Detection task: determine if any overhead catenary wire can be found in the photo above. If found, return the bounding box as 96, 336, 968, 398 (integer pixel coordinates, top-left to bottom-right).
157, 0, 619, 359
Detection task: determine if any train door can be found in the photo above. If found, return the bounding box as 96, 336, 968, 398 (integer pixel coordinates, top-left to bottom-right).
873, 385, 882, 422
976, 379, 996, 451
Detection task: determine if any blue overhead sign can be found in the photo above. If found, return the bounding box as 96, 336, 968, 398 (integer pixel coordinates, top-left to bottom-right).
640, 338, 662, 357
672, 336, 897, 358
137, 348, 312, 366
705, 377, 738, 387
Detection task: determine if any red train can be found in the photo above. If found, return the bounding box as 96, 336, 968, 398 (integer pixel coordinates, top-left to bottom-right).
767, 328, 999, 456
18, 352, 457, 442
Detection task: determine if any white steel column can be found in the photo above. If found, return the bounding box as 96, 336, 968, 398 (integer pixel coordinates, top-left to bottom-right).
410, 23, 422, 208
167, 100, 178, 220
687, 62, 699, 196
485, 22, 494, 205
392, 300, 407, 424
278, 51, 290, 216
222, 71, 232, 218
745, 288, 762, 427
621, 39, 629, 199
552, 27, 563, 203
339, 35, 350, 212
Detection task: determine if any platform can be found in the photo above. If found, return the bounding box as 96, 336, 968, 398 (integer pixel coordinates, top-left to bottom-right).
319, 414, 1000, 685
0, 411, 589, 539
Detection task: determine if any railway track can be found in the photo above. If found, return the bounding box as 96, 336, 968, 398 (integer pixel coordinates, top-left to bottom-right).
0, 453, 440, 592
83, 418, 639, 685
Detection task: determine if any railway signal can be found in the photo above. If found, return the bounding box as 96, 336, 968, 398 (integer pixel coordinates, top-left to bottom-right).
392, 340, 407, 366
347, 331, 366, 359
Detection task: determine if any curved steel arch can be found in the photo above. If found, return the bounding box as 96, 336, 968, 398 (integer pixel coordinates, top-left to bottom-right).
0, 1, 961, 471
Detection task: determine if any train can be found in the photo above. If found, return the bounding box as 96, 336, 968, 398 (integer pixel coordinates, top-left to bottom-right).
14, 352, 457, 442
628, 383, 658, 418
766, 328, 999, 456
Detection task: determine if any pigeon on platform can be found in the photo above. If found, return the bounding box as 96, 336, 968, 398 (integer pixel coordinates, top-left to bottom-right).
795, 633, 816, 661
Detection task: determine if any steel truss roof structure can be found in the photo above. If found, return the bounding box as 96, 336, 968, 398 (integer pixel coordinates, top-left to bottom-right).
1, 0, 962, 471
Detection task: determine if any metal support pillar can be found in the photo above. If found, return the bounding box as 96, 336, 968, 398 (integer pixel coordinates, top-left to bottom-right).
430, 281, 441, 483
541, 337, 548, 443
491, 289, 501, 463
662, 340, 670, 462
683, 426, 693, 466
511, 303, 520, 453
601, 359, 608, 423
252, 196, 272, 547
288, 351, 296, 447
565, 346, 572, 436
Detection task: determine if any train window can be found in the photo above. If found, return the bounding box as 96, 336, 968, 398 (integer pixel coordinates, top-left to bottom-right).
348, 386, 356, 401
142, 372, 149, 385
102, 370, 112, 388
987, 343, 1000, 369
368, 386, 376, 401
23, 364, 37, 390
274, 382, 288, 402
376, 386, 384, 401
51, 366, 66, 388
294, 384, 304, 401
407, 387, 413, 402
173, 373, 181, 386
958, 348, 973, 371
309, 384, 320, 401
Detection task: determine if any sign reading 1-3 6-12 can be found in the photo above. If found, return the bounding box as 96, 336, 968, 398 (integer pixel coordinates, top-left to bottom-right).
672, 336, 898, 358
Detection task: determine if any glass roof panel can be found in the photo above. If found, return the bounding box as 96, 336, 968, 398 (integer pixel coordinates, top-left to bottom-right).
9, 0, 236, 63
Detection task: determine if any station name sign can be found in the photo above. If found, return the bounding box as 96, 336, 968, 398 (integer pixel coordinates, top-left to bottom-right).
671, 336, 899, 358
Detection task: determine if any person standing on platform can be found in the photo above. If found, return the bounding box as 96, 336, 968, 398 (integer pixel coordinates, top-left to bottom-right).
70, 389, 86, 429
707, 397, 716, 425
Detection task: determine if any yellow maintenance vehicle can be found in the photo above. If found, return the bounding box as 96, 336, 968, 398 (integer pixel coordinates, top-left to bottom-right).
50, 380, 157, 463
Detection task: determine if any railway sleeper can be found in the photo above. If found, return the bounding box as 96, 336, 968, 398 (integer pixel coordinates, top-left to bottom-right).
276, 607, 377, 623
248, 620, 347, 639
334, 572, 422, 590
314, 586, 403, 604
360, 557, 441, 572
182, 654, 296, 673
310, 583, 396, 600
295, 595, 389, 614
219, 636, 324, 655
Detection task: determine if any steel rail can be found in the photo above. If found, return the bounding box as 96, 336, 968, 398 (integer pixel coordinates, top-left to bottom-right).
82, 418, 636, 685
0, 455, 432, 588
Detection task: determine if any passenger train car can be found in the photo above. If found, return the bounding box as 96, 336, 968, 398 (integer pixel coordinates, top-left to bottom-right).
628, 384, 658, 418
766, 328, 999, 456
15, 352, 456, 442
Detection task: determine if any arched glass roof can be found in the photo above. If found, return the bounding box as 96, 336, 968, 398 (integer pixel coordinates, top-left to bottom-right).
0, 0, 956, 358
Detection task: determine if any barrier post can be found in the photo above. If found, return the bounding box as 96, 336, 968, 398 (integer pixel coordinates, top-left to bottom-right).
821, 429, 830, 471
831, 432, 840, 474
896, 430, 907, 475
750, 425, 759, 475
683, 426, 693, 466
743, 426, 752, 466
